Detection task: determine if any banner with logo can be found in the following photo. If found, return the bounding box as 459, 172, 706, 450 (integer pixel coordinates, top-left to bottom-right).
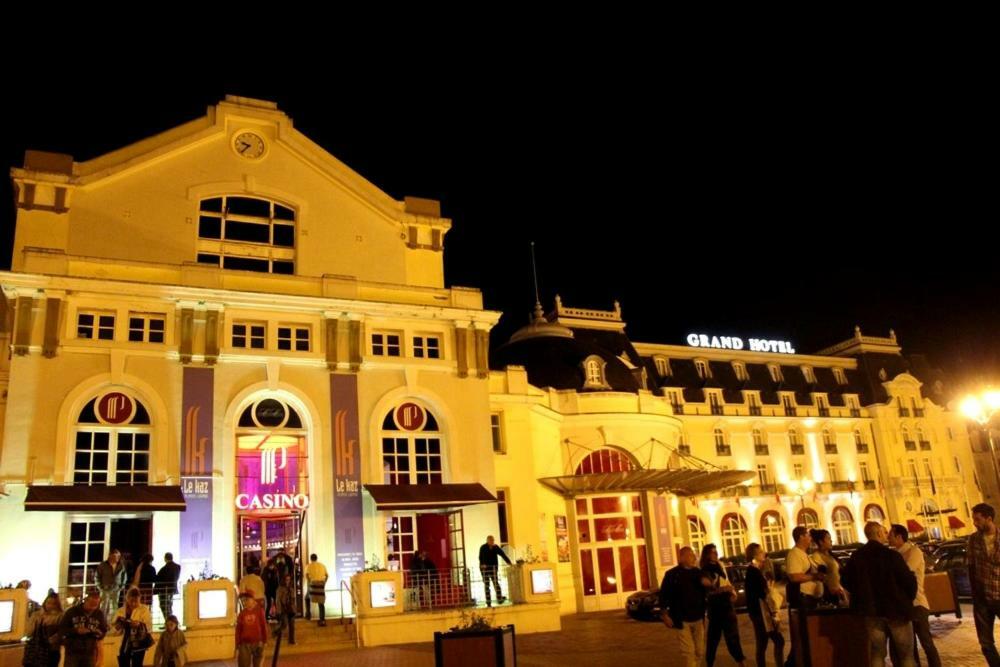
181, 367, 214, 577
653, 495, 675, 567
331, 374, 363, 583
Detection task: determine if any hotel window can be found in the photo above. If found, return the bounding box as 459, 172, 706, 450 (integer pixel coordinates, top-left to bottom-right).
714, 428, 731, 456
747, 392, 762, 416
827, 462, 839, 482
832, 507, 857, 545
677, 432, 690, 456
232, 322, 266, 349
733, 362, 748, 382
854, 428, 869, 453
490, 413, 505, 454
654, 356, 671, 378
760, 511, 786, 554
73, 394, 152, 486
823, 429, 837, 454
670, 391, 684, 415
497, 488, 512, 547
793, 462, 804, 478
687, 516, 707, 556
127, 313, 165, 343
196, 196, 296, 274
695, 360, 711, 380
802, 366, 816, 384
782, 394, 796, 416
720, 513, 748, 560
709, 392, 723, 416
833, 367, 847, 385
798, 509, 820, 530
954, 456, 962, 473
757, 464, 772, 487
860, 461, 871, 482
789, 428, 804, 455
413, 335, 441, 359
816, 395, 829, 417
381, 403, 443, 485
277, 325, 310, 352
847, 395, 861, 417
923, 458, 933, 479
371, 331, 402, 357
769, 364, 783, 383
583, 356, 608, 389
753, 428, 768, 455
907, 459, 919, 479
78, 311, 115, 340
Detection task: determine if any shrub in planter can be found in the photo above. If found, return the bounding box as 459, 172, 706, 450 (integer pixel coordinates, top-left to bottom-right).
433, 611, 516, 667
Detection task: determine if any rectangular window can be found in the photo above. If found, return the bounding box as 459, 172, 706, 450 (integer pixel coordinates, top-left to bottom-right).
802, 366, 816, 384
114, 432, 150, 485
827, 462, 839, 482
497, 488, 511, 547
73, 431, 111, 485
709, 392, 723, 415
232, 322, 266, 349
654, 357, 671, 377
695, 360, 710, 380
833, 367, 847, 385
733, 362, 748, 381
78, 311, 115, 340
756, 464, 771, 486
197, 196, 296, 275
490, 413, 505, 454
67, 521, 108, 599
413, 335, 441, 359
127, 313, 166, 343
860, 461, 871, 482
747, 393, 761, 416
382, 438, 410, 485
414, 437, 443, 484
277, 325, 310, 352
793, 463, 804, 478
769, 365, 783, 383
372, 332, 402, 357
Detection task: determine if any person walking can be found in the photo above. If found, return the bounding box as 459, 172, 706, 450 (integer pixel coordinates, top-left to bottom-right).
112, 587, 153, 667
22, 590, 62, 667
305, 553, 328, 625
96, 549, 127, 621
968, 502, 1000, 666
659, 546, 710, 667
842, 521, 917, 667
59, 589, 108, 667
276, 573, 296, 645
235, 592, 267, 667
745, 543, 785, 667
700, 544, 747, 667
888, 523, 941, 667
155, 553, 181, 621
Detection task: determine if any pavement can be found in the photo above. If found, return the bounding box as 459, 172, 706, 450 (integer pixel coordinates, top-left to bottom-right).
188, 603, 989, 666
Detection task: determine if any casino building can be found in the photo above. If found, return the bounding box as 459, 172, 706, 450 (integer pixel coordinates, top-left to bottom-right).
0, 96, 984, 621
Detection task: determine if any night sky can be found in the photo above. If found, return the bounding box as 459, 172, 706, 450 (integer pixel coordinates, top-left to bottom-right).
3, 62, 996, 387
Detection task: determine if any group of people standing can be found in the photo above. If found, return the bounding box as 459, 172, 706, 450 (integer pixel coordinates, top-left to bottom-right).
94, 550, 181, 623
658, 503, 1000, 667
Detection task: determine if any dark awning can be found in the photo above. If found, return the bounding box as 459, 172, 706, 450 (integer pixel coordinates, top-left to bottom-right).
25, 485, 186, 512
363, 483, 496, 511
537, 469, 755, 498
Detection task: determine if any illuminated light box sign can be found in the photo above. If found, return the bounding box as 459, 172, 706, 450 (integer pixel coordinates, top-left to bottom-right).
235, 493, 310, 510
686, 333, 796, 354
530, 569, 554, 595
198, 589, 228, 620
370, 581, 397, 608
0, 600, 13, 633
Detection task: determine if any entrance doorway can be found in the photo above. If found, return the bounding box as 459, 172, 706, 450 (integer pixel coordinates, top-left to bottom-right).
238, 514, 305, 612
387, 510, 469, 608
575, 494, 650, 611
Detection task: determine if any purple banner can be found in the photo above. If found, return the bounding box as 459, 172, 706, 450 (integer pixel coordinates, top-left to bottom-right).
331, 375, 363, 584
180, 367, 214, 577
653, 495, 675, 567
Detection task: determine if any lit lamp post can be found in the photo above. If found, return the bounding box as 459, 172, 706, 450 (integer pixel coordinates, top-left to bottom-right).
961, 390, 1000, 498
787, 478, 815, 514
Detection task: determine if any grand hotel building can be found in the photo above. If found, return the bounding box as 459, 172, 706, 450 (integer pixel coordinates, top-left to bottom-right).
0, 96, 983, 618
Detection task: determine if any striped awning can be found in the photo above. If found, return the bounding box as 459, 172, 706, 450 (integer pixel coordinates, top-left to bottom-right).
25, 485, 186, 511
537, 468, 755, 498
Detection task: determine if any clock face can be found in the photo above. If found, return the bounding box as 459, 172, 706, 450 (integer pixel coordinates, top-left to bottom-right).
233, 132, 266, 159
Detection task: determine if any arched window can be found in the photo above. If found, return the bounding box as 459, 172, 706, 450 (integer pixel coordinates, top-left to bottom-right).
864, 504, 885, 523
752, 429, 765, 447
687, 516, 707, 555
760, 511, 787, 554
235, 397, 308, 497
822, 429, 834, 446
789, 429, 801, 447
196, 196, 296, 274
714, 429, 726, 447
832, 506, 857, 545
575, 448, 636, 475
73, 393, 152, 486
720, 513, 748, 559
381, 402, 443, 485
797, 508, 820, 530
585, 359, 603, 386
854, 429, 866, 447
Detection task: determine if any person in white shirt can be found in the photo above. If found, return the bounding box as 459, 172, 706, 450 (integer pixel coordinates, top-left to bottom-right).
888, 524, 941, 667
786, 526, 825, 607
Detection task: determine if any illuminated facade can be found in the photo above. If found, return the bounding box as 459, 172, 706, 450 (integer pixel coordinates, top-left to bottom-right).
0, 96, 500, 601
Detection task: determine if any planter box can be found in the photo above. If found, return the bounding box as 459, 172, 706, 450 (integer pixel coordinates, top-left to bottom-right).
182, 579, 237, 630
507, 563, 558, 604
351, 571, 404, 617
434, 625, 516, 667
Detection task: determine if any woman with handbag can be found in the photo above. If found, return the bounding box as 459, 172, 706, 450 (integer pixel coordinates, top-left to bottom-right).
112, 587, 153, 667
22, 591, 62, 667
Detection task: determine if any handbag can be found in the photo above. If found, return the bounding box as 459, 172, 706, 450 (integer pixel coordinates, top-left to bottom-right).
129, 623, 154, 653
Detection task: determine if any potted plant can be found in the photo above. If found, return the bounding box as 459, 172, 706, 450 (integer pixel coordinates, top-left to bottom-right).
434, 610, 516, 667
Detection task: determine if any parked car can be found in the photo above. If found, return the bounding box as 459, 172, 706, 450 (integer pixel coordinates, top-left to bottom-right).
626, 564, 748, 621
930, 542, 972, 599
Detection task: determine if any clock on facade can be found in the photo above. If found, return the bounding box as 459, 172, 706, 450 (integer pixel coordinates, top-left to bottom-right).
233, 131, 266, 159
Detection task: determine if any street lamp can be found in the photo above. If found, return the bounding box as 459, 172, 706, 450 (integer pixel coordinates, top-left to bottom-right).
962, 390, 1000, 497
786, 478, 814, 513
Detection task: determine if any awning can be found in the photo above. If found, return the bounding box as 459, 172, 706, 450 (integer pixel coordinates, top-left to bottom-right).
363, 483, 496, 511
948, 516, 966, 529
25, 485, 186, 512
906, 519, 925, 533
537, 468, 756, 498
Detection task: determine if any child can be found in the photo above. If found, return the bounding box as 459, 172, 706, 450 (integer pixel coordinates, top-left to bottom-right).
236, 592, 268, 667
152, 615, 186, 667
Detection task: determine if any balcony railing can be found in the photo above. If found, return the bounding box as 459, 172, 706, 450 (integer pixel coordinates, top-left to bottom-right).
710, 404, 724, 416
756, 483, 779, 495
790, 444, 805, 456
716, 444, 732, 456
850, 408, 862, 418
899, 407, 911, 417
919, 440, 932, 451
402, 566, 515, 611
671, 404, 685, 415
755, 445, 770, 456
749, 405, 762, 416
830, 481, 854, 492
863, 480, 876, 490
818, 407, 830, 417
784, 406, 798, 417
721, 485, 749, 497
913, 408, 925, 417
824, 444, 838, 454
855, 442, 869, 453
904, 440, 917, 451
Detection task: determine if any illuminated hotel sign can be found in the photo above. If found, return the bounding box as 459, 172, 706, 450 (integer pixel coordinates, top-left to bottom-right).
686, 333, 796, 354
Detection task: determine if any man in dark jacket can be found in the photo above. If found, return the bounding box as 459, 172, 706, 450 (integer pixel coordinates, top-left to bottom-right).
95, 549, 126, 620
479, 535, 512, 607
60, 589, 108, 667
659, 546, 710, 667
155, 552, 181, 620
842, 521, 917, 667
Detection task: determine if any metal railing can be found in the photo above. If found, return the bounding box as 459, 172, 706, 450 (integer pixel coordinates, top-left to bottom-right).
53, 586, 183, 628
339, 580, 360, 648
401, 566, 512, 612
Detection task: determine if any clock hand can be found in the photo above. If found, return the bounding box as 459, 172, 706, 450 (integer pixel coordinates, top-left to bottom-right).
238, 141, 251, 153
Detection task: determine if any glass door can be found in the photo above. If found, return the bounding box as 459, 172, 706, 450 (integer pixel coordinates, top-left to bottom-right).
575, 494, 650, 611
